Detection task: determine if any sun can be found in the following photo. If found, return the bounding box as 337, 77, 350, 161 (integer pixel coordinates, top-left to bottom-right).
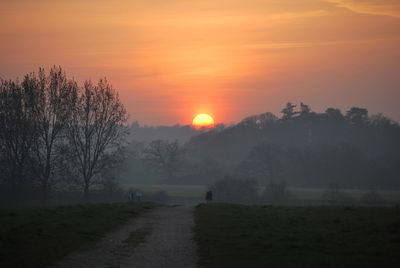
192, 113, 215, 129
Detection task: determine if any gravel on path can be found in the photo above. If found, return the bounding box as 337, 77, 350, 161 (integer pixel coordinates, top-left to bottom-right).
53, 205, 199, 268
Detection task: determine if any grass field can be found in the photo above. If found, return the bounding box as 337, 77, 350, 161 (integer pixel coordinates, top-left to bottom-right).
194, 203, 400, 268
0, 202, 156, 268
290, 188, 400, 203
122, 184, 400, 204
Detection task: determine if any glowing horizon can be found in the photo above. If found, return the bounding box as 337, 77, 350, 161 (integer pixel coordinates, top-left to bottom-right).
192, 114, 215, 129
1, 0, 399, 125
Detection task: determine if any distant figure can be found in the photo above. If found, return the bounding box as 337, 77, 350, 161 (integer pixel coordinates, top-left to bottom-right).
130, 191, 134, 201
135, 190, 144, 201
206, 190, 213, 202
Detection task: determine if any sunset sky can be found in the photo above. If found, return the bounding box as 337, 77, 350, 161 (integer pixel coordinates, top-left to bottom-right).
1, 0, 399, 125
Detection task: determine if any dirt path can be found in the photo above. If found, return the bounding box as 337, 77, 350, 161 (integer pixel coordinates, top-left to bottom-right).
53, 205, 199, 268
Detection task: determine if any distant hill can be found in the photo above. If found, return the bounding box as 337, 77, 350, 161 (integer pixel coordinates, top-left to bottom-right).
128, 122, 201, 144
185, 104, 400, 189
187, 112, 280, 163
187, 105, 400, 163
124, 104, 400, 189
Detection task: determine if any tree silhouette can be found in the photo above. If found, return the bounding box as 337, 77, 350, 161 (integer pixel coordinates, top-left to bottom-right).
240, 112, 278, 128
66, 79, 127, 201
27, 67, 78, 201
299, 102, 311, 116
281, 102, 298, 120
143, 140, 185, 182
0, 78, 39, 200
346, 107, 368, 125
325, 108, 343, 119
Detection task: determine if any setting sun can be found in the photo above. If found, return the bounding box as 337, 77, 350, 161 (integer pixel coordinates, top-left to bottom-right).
192, 114, 215, 129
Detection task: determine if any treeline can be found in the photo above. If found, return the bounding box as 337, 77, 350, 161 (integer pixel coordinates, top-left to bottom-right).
120, 103, 400, 190
0, 67, 127, 204
185, 103, 400, 189
208, 177, 389, 206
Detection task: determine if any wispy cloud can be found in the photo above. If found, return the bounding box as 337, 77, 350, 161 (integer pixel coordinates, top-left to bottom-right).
326, 0, 400, 18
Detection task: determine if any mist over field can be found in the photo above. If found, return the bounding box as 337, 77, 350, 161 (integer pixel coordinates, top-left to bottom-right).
1, 72, 399, 205
123, 104, 400, 190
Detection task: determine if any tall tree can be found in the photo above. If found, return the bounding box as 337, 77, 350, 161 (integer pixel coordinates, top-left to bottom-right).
281, 102, 298, 120
346, 107, 368, 125
325, 108, 343, 119
299, 102, 311, 116
27, 67, 78, 201
67, 79, 127, 201
240, 112, 278, 128
0, 78, 39, 200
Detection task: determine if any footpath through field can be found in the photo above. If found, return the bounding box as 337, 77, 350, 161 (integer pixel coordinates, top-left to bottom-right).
53, 205, 199, 268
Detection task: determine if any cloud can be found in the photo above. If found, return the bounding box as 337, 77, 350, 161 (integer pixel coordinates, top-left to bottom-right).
326, 0, 400, 18
1, 0, 400, 124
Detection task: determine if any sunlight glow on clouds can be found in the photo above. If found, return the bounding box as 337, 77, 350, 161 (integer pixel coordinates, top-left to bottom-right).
0, 0, 399, 124
327, 0, 400, 18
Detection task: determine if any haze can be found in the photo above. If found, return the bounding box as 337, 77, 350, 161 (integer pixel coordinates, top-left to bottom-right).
1, 0, 399, 125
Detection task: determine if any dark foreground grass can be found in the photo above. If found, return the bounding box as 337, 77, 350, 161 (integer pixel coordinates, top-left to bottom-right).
0, 202, 156, 268
194, 203, 400, 268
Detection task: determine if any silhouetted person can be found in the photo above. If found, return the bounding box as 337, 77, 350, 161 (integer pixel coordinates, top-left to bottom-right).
206, 190, 213, 202
135, 190, 143, 201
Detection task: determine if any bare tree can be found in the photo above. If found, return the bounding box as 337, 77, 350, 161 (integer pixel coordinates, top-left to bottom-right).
26, 67, 78, 201
67, 79, 127, 201
0, 78, 39, 200
143, 140, 185, 182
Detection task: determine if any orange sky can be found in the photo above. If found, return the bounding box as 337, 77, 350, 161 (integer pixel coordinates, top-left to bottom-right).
1, 0, 400, 125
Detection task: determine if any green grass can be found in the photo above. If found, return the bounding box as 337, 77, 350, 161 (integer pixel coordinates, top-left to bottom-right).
194, 203, 400, 268
0, 202, 156, 268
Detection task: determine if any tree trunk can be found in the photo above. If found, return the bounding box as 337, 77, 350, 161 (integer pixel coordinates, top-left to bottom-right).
83, 182, 90, 203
